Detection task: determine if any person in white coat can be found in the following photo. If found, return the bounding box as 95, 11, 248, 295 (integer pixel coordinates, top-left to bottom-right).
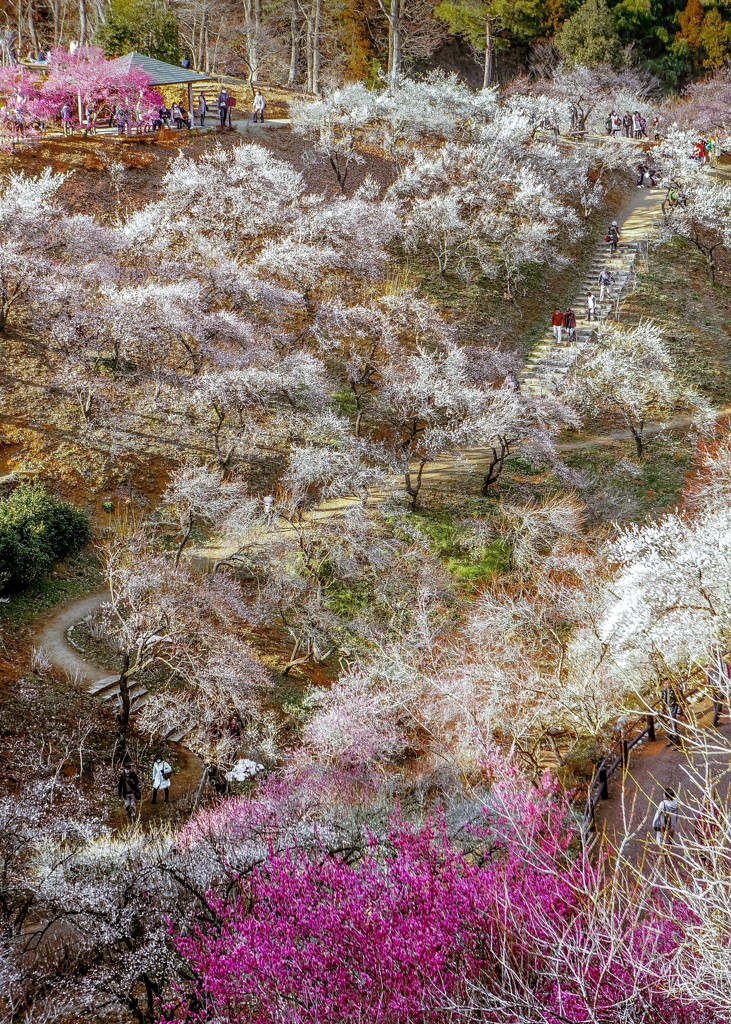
151, 754, 172, 804
652, 787, 678, 851
253, 89, 266, 123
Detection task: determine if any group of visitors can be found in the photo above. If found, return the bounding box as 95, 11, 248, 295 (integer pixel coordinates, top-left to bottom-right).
214, 87, 266, 126
550, 306, 577, 343
606, 109, 659, 140
548, 223, 621, 341
694, 136, 720, 165
54, 85, 267, 138
117, 754, 173, 820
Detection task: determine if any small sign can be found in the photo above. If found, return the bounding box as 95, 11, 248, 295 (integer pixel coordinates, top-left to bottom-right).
226, 97, 236, 107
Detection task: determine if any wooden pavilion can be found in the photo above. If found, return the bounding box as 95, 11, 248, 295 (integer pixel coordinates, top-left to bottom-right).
114, 52, 209, 120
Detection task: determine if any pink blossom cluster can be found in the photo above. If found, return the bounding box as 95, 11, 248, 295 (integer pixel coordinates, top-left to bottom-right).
162, 763, 718, 1024
0, 47, 162, 146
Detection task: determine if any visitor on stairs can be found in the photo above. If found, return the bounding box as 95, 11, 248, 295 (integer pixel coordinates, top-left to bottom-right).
608, 221, 620, 256
197, 92, 208, 127
585, 291, 597, 322
551, 309, 565, 343
598, 267, 612, 301
623, 111, 632, 137
564, 307, 576, 342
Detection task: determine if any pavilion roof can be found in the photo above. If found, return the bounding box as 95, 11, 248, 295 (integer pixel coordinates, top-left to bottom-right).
114, 52, 209, 87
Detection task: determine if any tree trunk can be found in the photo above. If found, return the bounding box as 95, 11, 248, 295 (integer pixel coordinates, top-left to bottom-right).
303, 6, 313, 92
288, 0, 299, 85
389, 0, 400, 89
175, 510, 194, 567
28, 2, 38, 52
79, 0, 87, 46
311, 0, 321, 95
243, 0, 260, 87
483, 19, 493, 89
116, 652, 132, 763
404, 459, 427, 511
16, 0, 23, 56
481, 438, 509, 494
192, 765, 209, 811
630, 424, 644, 459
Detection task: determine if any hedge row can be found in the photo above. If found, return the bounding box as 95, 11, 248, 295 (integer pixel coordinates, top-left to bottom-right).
0, 483, 91, 594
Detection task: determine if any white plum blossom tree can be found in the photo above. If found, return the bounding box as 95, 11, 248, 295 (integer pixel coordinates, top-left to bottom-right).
564, 321, 712, 459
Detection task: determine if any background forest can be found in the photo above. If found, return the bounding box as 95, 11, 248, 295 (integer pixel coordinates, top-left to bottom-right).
2, 0, 731, 90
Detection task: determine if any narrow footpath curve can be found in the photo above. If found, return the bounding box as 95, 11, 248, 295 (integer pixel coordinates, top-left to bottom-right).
37, 590, 110, 685
37, 590, 191, 744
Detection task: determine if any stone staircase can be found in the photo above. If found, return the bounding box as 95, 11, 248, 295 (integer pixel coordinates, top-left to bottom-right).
521, 240, 640, 395
69, 622, 192, 746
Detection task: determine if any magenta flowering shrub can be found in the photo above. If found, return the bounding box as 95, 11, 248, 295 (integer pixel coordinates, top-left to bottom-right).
41, 47, 163, 126
163, 763, 719, 1024
0, 66, 49, 146
0, 47, 163, 146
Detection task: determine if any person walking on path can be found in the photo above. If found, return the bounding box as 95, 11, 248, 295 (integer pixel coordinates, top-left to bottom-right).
564, 307, 576, 342
598, 267, 612, 302
705, 653, 731, 726
253, 88, 266, 123
585, 291, 597, 322
551, 308, 565, 343
61, 102, 73, 136
118, 762, 141, 821
652, 788, 679, 852
622, 111, 632, 138
608, 221, 620, 256
218, 89, 229, 127
660, 679, 682, 746
197, 92, 207, 127
151, 754, 173, 804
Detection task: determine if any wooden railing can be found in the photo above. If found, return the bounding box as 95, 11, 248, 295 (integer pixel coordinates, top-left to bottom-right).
581, 681, 709, 839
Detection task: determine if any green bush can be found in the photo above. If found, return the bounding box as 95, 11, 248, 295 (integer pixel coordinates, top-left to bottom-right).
0, 483, 91, 594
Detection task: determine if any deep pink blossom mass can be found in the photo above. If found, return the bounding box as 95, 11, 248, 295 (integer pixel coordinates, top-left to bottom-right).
163, 765, 718, 1024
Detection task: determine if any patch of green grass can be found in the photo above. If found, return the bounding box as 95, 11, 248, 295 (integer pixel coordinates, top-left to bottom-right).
630, 238, 731, 404
331, 388, 358, 417
324, 577, 373, 618
0, 548, 101, 627
401, 506, 512, 585
562, 434, 693, 524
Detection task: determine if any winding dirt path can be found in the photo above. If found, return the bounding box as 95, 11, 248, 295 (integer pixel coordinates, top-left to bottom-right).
36, 589, 111, 685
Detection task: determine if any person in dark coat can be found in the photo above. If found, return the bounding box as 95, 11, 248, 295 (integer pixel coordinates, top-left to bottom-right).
118, 763, 141, 820
218, 89, 229, 127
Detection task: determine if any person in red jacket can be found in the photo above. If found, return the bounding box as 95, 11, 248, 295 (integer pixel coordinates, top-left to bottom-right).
551, 308, 565, 343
